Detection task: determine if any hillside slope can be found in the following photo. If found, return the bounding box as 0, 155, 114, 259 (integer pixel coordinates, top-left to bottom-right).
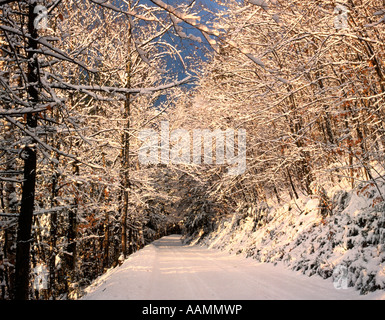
184, 181, 385, 295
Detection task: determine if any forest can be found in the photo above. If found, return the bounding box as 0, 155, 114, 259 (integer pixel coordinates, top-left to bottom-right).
1, 0, 385, 300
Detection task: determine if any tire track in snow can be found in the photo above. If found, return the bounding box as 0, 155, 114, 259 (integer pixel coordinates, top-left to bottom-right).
145, 236, 219, 299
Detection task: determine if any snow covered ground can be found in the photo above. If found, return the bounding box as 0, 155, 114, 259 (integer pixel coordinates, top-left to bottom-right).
184, 180, 385, 296
81, 235, 384, 300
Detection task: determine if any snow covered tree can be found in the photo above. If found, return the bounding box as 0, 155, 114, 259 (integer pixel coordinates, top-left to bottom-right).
0, 0, 218, 299
167, 0, 385, 244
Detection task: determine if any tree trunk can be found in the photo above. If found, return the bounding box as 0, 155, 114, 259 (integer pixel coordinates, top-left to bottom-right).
14, 146, 37, 300
286, 167, 299, 200
103, 210, 109, 271
66, 161, 79, 287
48, 171, 59, 299
121, 8, 132, 260
14, 3, 39, 300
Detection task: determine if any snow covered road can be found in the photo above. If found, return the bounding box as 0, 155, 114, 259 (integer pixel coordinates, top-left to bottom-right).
81, 235, 384, 300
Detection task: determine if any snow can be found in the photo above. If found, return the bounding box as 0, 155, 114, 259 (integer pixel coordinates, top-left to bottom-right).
50, 75, 192, 95
185, 180, 385, 296
80, 235, 384, 300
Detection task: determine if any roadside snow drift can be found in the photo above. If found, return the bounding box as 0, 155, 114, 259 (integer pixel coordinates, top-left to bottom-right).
187, 182, 385, 296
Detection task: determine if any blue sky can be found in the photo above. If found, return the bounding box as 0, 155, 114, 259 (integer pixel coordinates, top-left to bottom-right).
112, 0, 228, 72
137, 0, 229, 105
110, 0, 229, 105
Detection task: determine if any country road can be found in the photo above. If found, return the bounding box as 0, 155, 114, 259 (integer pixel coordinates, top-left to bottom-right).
81, 235, 384, 300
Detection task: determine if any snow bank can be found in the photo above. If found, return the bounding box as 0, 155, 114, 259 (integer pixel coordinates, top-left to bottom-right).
185, 181, 385, 295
